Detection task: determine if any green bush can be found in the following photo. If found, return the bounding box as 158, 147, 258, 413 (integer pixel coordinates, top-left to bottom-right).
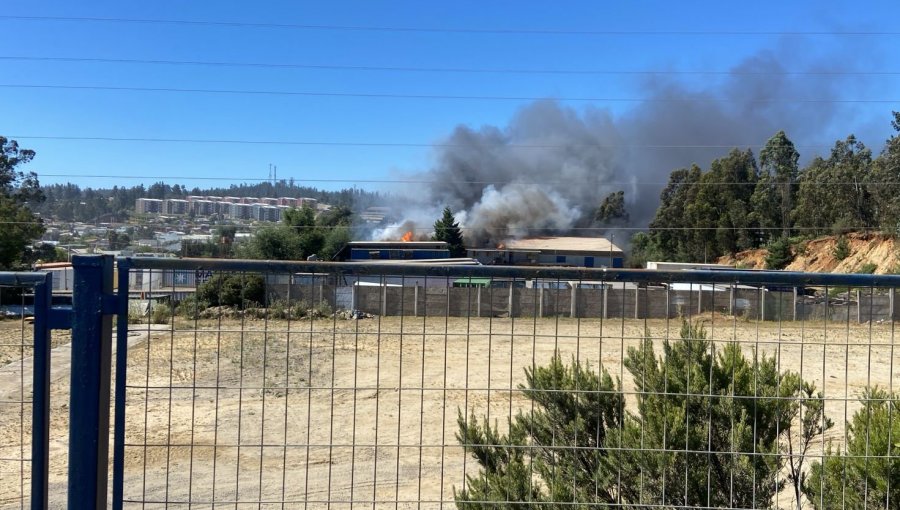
765, 236, 794, 269
833, 235, 851, 261
149, 302, 171, 324
858, 262, 878, 274
805, 389, 900, 508
176, 295, 210, 320
195, 273, 265, 309
456, 321, 830, 509
312, 300, 333, 318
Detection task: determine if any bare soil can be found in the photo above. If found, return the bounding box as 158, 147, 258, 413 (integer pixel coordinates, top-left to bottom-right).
720, 232, 900, 273
1, 315, 897, 509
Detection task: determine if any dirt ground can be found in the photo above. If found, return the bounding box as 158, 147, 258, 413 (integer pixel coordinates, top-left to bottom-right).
1, 314, 898, 509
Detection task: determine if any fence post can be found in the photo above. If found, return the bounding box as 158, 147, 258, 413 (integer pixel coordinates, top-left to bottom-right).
570, 285, 577, 318
892, 287, 896, 322
857, 289, 862, 324
30, 273, 53, 510
68, 255, 115, 510
112, 259, 132, 510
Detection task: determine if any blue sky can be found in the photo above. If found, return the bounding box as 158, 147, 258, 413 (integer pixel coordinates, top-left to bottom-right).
1, 1, 899, 191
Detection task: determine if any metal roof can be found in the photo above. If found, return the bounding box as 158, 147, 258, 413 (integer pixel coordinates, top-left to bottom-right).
503, 236, 624, 254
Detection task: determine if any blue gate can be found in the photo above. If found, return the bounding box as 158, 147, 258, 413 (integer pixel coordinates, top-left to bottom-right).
0, 270, 67, 510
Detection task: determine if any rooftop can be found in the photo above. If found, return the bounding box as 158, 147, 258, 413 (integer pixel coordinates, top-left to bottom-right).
503, 236, 624, 254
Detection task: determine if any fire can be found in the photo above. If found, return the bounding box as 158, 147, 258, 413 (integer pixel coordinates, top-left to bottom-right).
401, 231, 414, 242
497, 242, 506, 250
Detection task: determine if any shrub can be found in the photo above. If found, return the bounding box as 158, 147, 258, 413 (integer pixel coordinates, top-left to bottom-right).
858, 262, 878, 274
456, 321, 830, 509
127, 302, 145, 324
805, 389, 900, 508
765, 236, 794, 269
833, 235, 851, 261
196, 273, 265, 309
176, 295, 210, 320
312, 300, 333, 318
149, 302, 171, 324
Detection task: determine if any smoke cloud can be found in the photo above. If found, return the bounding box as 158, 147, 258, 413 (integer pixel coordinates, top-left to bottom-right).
387, 43, 884, 247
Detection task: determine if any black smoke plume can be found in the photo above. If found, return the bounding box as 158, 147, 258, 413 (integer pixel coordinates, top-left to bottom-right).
392, 44, 883, 247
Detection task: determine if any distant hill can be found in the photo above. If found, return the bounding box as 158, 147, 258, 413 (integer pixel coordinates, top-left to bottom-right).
718, 232, 900, 274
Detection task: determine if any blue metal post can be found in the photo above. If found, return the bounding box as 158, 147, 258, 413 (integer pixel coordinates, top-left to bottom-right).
68, 255, 114, 510
30, 273, 52, 510
111, 259, 131, 510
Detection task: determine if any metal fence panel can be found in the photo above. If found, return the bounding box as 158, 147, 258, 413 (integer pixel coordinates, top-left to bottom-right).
104, 258, 900, 509
0, 272, 53, 510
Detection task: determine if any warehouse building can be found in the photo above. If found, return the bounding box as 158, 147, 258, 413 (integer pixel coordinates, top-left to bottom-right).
468, 236, 625, 268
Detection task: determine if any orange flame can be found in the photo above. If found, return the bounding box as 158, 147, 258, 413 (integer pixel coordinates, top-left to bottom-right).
497, 242, 506, 250
401, 231, 414, 242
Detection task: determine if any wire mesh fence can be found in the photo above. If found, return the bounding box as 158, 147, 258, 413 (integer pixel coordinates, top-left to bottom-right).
0, 283, 34, 510
111, 260, 900, 510
0, 272, 57, 510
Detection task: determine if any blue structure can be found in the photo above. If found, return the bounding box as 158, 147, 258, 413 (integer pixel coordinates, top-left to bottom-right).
344, 241, 450, 261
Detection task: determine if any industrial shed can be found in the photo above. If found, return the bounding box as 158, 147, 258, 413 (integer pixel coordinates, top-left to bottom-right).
468, 236, 625, 268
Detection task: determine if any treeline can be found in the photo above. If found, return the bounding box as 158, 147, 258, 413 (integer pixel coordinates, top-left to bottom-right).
182, 205, 353, 261
34, 180, 387, 222
631, 112, 900, 265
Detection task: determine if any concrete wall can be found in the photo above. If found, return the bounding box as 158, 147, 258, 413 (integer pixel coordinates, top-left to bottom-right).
266, 284, 898, 323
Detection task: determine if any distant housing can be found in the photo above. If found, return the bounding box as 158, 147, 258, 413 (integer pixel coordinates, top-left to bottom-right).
135, 195, 319, 222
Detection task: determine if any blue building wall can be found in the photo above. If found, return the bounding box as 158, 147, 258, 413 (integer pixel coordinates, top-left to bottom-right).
350, 248, 450, 260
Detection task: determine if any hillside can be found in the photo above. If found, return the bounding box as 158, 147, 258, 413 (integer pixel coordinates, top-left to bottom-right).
718, 233, 900, 273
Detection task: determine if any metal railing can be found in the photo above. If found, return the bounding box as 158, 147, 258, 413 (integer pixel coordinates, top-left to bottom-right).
11, 256, 900, 509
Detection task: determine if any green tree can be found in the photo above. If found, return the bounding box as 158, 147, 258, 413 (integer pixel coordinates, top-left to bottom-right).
433, 207, 466, 257
646, 165, 702, 261
107, 231, 131, 251
455, 353, 624, 508
240, 205, 328, 261
456, 321, 829, 509
238, 226, 304, 260
646, 150, 758, 262
794, 136, 873, 235
871, 112, 900, 233
833, 235, 851, 261
316, 205, 353, 227
757, 131, 800, 239
765, 236, 794, 269
805, 389, 900, 508
627, 231, 663, 268
321, 226, 351, 260
282, 205, 317, 231
0, 137, 44, 269
195, 273, 265, 309
593, 190, 629, 224
689, 149, 758, 257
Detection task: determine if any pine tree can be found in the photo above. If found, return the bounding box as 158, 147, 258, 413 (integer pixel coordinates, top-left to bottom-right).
456, 321, 830, 509
433, 207, 467, 257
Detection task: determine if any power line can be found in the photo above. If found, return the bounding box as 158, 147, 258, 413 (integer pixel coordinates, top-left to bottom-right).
2, 15, 899, 36
3, 83, 898, 103
10, 134, 844, 150
3, 55, 897, 77
35, 174, 900, 187
3, 219, 892, 233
